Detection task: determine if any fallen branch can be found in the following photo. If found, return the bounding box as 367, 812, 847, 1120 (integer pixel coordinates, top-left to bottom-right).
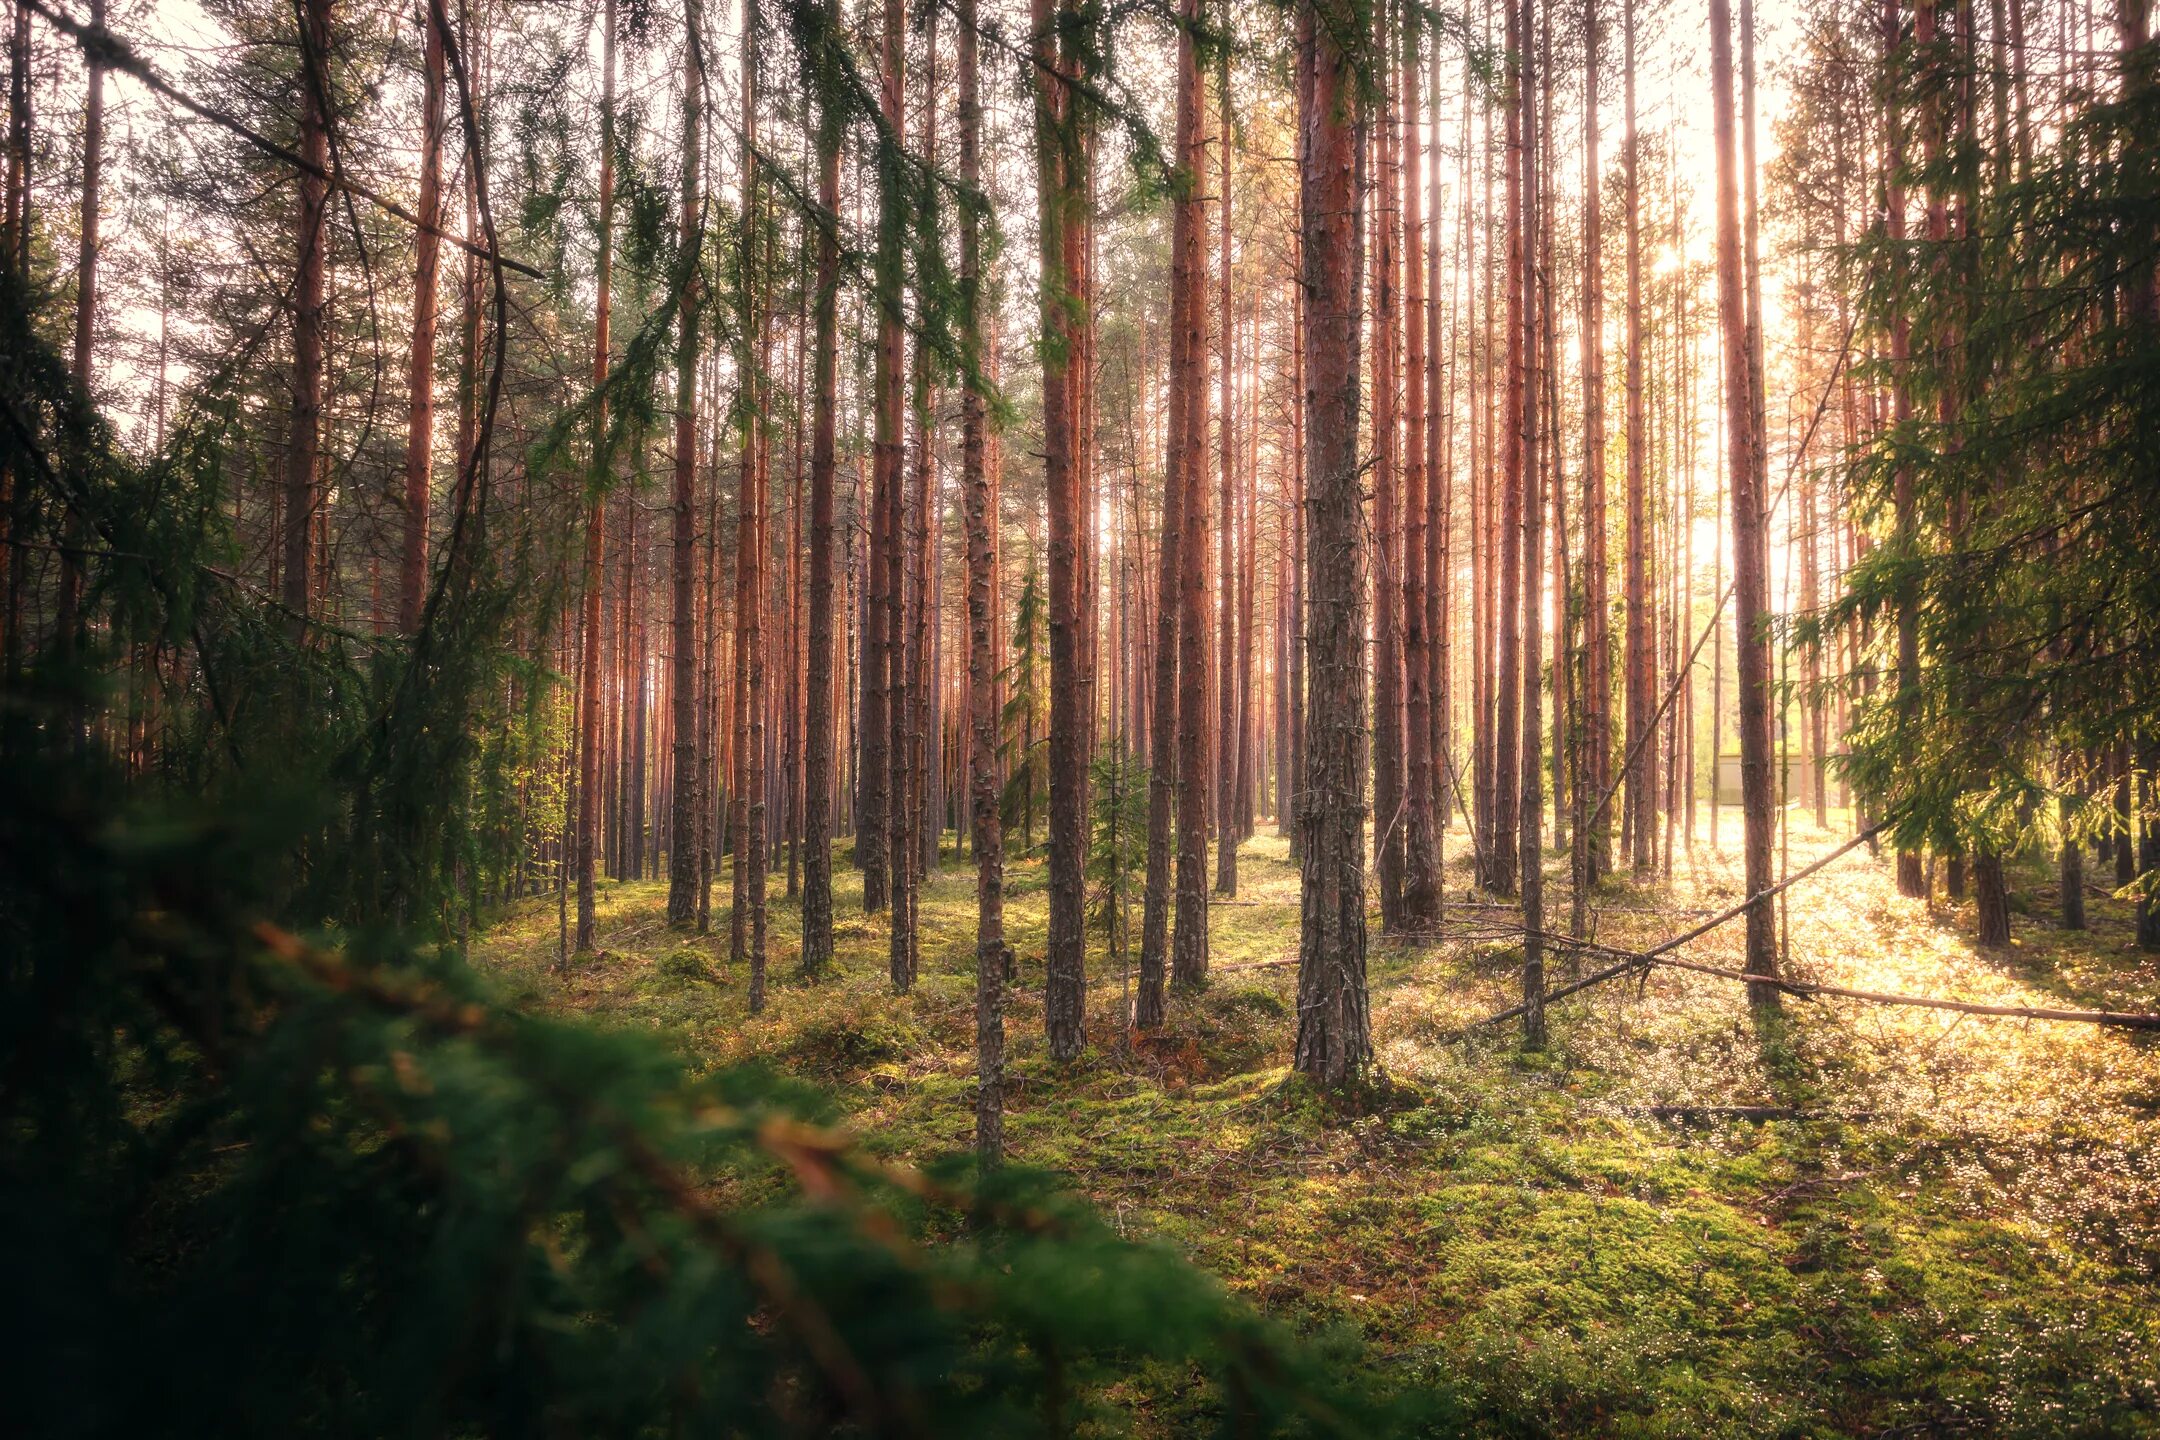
1644, 953, 2160, 1031
1632, 1105, 1876, 1123
1437, 827, 1887, 1038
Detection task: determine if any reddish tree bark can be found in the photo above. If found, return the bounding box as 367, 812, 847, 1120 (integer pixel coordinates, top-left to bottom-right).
397, 0, 446, 635
1172, 36, 1214, 994
1292, 0, 1372, 1086
957, 0, 1004, 1154
1400, 4, 1440, 930
665, 0, 704, 926
1709, 0, 1777, 1000
1032, 0, 1088, 1052
800, 0, 842, 977
1371, 7, 1405, 926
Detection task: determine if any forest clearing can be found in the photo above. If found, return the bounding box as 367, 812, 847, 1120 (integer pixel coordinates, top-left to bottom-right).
4, 0, 2158, 1430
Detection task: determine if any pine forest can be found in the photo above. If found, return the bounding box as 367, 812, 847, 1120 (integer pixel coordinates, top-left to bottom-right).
5, 0, 2160, 1431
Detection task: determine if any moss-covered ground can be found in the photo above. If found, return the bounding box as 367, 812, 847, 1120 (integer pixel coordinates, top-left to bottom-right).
475, 815, 2160, 1437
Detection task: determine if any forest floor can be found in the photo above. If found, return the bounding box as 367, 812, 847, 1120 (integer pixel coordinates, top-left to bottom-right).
475, 813, 2160, 1438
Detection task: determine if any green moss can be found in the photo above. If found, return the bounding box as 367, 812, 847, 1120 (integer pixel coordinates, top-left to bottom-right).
472, 826, 2160, 1439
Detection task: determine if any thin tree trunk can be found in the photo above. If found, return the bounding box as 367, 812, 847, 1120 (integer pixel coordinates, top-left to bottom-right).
1622, 0, 1653, 871
1173, 37, 1215, 994
1517, 0, 1546, 1047
1401, 1, 1440, 930
1884, 0, 1926, 898
1033, 0, 1087, 1053
1292, 0, 1372, 1086
1372, 4, 1405, 925
1137, 0, 1200, 1022
1709, 0, 1776, 1002
283, 0, 332, 631
1579, 0, 1610, 886
800, 0, 841, 978
398, 0, 446, 635
958, 0, 1003, 1152
665, 0, 704, 925
861, 0, 904, 917
1216, 77, 1240, 897
735, 0, 770, 1010
1490, 0, 1524, 896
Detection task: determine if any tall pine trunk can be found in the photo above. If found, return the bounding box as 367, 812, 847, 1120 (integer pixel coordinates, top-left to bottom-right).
397, 2, 446, 635
284, 0, 332, 630
1292, 0, 1372, 1086
574, 0, 616, 956
1172, 21, 1214, 994
1709, 0, 1777, 1002
1579, 0, 1610, 887
1400, 3, 1440, 930
665, 2, 704, 925
861, 0, 905, 917
1033, 0, 1088, 1054
1136, 0, 1200, 1029
801, 0, 842, 977
958, 0, 1004, 1155
1622, 0, 1654, 872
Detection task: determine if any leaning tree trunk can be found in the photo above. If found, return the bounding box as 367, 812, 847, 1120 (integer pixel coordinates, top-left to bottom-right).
1292, 0, 1372, 1087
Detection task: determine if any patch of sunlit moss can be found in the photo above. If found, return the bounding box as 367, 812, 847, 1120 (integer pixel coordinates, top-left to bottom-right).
471, 813, 2160, 1437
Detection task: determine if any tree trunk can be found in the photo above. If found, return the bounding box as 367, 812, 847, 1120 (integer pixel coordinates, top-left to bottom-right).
801, 0, 842, 979
1622, 0, 1654, 872
1033, 0, 1087, 1054
573, 0, 614, 955
1371, 7, 1405, 926
1708, 0, 1777, 1002
1400, 3, 1440, 931
1292, 0, 1372, 1087
1489, 0, 1524, 896
1884, 0, 1926, 898
735, 0, 770, 1010
284, 0, 332, 631
861, 0, 904, 917
1579, 0, 1610, 886
1216, 81, 1240, 897
1136, 0, 1200, 1029
665, 0, 704, 926
1517, 0, 1546, 1047
1173, 40, 1214, 995
398, 0, 446, 635
958, 0, 1004, 1156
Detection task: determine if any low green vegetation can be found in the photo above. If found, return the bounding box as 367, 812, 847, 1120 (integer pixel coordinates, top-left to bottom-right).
480, 823, 2160, 1438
